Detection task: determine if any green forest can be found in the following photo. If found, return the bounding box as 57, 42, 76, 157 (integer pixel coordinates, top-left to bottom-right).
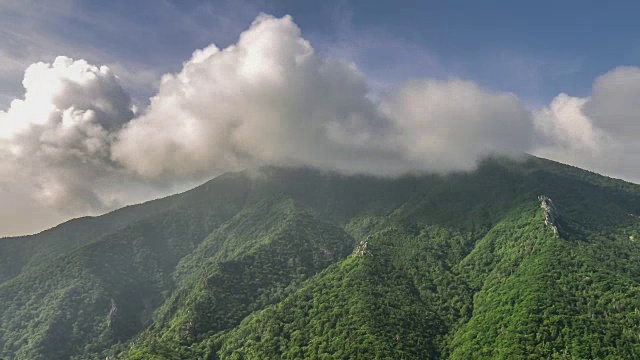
1, 156, 640, 359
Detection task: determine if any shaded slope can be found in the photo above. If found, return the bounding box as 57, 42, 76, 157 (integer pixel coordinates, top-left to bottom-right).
0, 176, 250, 360
210, 204, 537, 359
214, 223, 463, 359
122, 196, 355, 359
0, 171, 253, 284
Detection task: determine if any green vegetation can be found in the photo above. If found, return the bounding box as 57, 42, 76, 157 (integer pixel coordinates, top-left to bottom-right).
2, 156, 640, 359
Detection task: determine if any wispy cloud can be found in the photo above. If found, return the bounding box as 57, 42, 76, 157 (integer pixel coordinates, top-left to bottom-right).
308, 2, 446, 96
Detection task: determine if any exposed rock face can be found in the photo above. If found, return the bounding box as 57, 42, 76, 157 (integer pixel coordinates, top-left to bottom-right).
539, 195, 560, 237
355, 238, 370, 256
107, 299, 117, 327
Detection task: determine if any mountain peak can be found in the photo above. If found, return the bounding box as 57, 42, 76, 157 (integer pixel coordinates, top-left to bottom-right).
2, 156, 640, 359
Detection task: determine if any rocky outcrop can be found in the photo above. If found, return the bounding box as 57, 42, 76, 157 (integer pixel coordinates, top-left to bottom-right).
355, 238, 370, 256
107, 298, 117, 327
539, 195, 560, 237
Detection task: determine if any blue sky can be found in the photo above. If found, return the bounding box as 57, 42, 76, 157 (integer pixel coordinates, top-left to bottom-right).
268, 0, 640, 105
2, 0, 639, 107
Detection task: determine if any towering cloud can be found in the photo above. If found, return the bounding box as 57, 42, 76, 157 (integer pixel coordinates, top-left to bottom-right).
0, 56, 134, 137
112, 15, 392, 179
0, 56, 151, 235
112, 14, 534, 181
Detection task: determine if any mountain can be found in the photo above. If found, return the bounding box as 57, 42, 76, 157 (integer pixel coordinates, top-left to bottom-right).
1, 156, 640, 359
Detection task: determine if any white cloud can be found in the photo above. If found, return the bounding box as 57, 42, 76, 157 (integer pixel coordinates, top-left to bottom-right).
0, 56, 162, 236
0, 0, 264, 109
0, 14, 575, 236
112, 15, 388, 179
112, 14, 534, 181
382, 79, 533, 171
534, 94, 606, 152
1, 56, 134, 136
533, 67, 640, 182
4, 11, 640, 239
583, 66, 640, 140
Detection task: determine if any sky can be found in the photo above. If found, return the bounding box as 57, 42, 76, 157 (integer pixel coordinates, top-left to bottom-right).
1, 0, 640, 236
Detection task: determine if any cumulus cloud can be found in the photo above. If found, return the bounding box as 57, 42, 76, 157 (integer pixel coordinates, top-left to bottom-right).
0, 56, 160, 235
533, 67, 640, 182
112, 14, 534, 181
382, 79, 533, 171
0, 14, 545, 236
583, 67, 640, 140
112, 14, 391, 179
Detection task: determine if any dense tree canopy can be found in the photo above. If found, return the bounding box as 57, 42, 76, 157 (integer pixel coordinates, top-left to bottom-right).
1, 156, 640, 359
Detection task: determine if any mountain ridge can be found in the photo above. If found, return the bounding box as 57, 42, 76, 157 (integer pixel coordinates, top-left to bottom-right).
2, 155, 640, 359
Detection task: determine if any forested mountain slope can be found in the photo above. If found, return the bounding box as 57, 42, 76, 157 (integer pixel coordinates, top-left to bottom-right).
1, 156, 640, 359
0, 172, 253, 284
